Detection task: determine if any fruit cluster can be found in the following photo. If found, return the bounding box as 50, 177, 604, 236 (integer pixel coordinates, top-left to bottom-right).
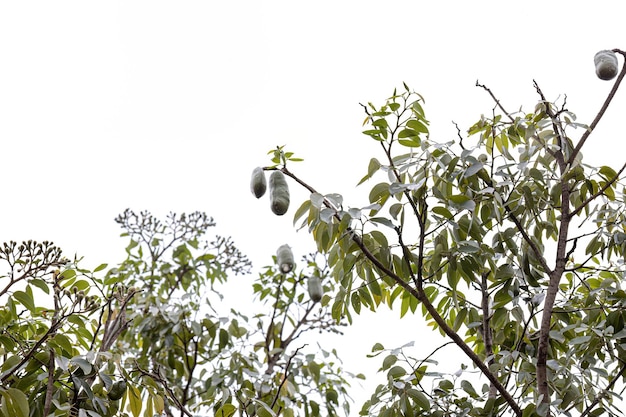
250, 167, 290, 215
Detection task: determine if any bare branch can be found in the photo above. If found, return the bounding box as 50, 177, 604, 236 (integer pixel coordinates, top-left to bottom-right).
476, 81, 515, 122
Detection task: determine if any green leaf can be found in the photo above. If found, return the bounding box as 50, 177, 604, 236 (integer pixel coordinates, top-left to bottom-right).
372, 342, 385, 352
372, 118, 389, 129
398, 128, 421, 139
93, 263, 108, 272
310, 193, 325, 209
599, 165, 617, 181
325, 193, 343, 208
216, 404, 237, 417
407, 119, 429, 133
128, 383, 142, 417
407, 389, 430, 410
71, 357, 93, 375
400, 291, 410, 318
29, 278, 50, 294
12, 290, 35, 313
219, 328, 229, 350
59, 269, 77, 280
457, 241, 480, 253
1, 388, 29, 417
331, 298, 344, 322
453, 308, 467, 332
369, 182, 390, 204
388, 365, 406, 379
351, 291, 362, 314
570, 335, 591, 345
293, 199, 312, 227
464, 162, 484, 178
398, 137, 421, 148
461, 380, 479, 398
449, 195, 476, 211
370, 217, 395, 229
432, 206, 453, 219
382, 354, 396, 370
549, 330, 566, 344
1, 355, 21, 373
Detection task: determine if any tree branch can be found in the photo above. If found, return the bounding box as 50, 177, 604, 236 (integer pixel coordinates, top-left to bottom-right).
480, 272, 497, 399
134, 363, 193, 417
569, 49, 626, 164
42, 349, 55, 417
476, 81, 515, 122
530, 79, 579, 413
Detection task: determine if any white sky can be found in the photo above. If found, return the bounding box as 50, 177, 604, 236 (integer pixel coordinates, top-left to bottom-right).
1, 1, 626, 414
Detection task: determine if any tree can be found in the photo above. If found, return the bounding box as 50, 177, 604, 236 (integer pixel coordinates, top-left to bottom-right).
0, 210, 353, 417
254, 49, 626, 417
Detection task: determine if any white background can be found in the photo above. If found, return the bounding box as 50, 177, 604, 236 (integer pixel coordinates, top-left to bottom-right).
1, 1, 626, 414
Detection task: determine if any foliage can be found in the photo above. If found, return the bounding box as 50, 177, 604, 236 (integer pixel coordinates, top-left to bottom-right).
255, 49, 626, 417
110, 209, 353, 417
0, 209, 353, 417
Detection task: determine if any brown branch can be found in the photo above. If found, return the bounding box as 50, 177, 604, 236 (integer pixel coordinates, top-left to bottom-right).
180, 330, 198, 410
100, 288, 138, 352
265, 275, 285, 374
481, 272, 497, 399
536, 156, 573, 413
281, 302, 315, 348
530, 78, 576, 412
43, 349, 55, 416
569, 49, 626, 165
134, 364, 193, 417
269, 346, 305, 410
476, 81, 515, 122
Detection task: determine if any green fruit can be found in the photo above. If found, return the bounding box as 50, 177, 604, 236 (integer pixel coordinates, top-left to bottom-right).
269, 171, 290, 215
107, 380, 127, 401
595, 50, 618, 81
307, 276, 323, 303
276, 244, 294, 273
250, 167, 267, 198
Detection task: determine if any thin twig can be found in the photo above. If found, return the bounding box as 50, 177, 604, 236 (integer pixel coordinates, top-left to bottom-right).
476, 81, 515, 122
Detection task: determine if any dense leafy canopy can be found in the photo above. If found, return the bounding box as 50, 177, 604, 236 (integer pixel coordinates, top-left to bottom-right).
0, 210, 352, 417
3, 49, 626, 417
257, 50, 626, 417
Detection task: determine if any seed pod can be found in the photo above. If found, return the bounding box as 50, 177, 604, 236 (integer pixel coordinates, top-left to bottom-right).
276, 244, 294, 273
250, 167, 267, 198
269, 171, 290, 215
307, 276, 323, 303
107, 380, 127, 401
595, 50, 618, 80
